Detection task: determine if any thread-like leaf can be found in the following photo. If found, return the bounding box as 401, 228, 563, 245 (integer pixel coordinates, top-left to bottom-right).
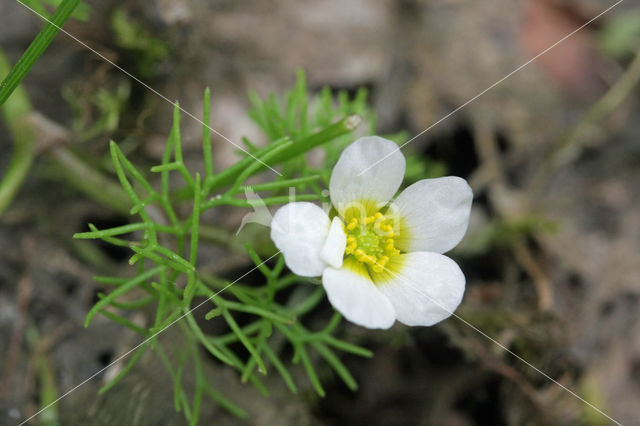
85, 266, 164, 327
98, 344, 148, 395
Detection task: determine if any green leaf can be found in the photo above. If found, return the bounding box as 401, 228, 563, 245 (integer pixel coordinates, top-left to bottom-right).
202, 87, 214, 183
74, 222, 147, 239
262, 343, 297, 393
239, 174, 321, 193
205, 115, 360, 192
0, 0, 81, 105
85, 266, 164, 327
34, 0, 91, 22
599, 10, 640, 58
201, 383, 248, 418
0, 50, 36, 216
100, 310, 149, 336
226, 301, 294, 324
189, 174, 201, 265
97, 292, 155, 310
184, 314, 233, 366
297, 344, 325, 397
150, 162, 182, 173
312, 341, 358, 391
321, 335, 373, 358
291, 288, 325, 316
154, 344, 191, 416
221, 308, 267, 374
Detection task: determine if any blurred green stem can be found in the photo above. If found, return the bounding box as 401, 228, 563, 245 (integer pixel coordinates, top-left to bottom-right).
561, 48, 640, 154
47, 146, 132, 214
0, 0, 79, 214
0, 0, 80, 105
0, 47, 132, 216
529, 48, 640, 197
0, 50, 36, 215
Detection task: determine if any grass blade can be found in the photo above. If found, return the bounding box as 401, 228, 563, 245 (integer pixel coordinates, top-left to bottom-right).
0, 0, 81, 105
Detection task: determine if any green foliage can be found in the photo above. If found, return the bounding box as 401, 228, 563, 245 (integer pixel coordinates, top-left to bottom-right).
598, 8, 640, 59
0, 50, 36, 215
249, 70, 375, 144
111, 8, 169, 77
0, 0, 90, 215
62, 80, 131, 143
247, 70, 445, 189
579, 379, 611, 426
75, 77, 375, 422
248, 69, 373, 185
20, 0, 91, 22
0, 0, 82, 105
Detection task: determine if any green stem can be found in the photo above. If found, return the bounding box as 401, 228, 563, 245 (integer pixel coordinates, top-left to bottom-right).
528, 48, 640, 198
237, 174, 321, 193
202, 87, 214, 182
0, 0, 81, 105
0, 50, 35, 215
204, 115, 360, 193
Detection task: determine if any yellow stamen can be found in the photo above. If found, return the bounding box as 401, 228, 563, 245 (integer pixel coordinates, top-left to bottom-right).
342, 207, 402, 275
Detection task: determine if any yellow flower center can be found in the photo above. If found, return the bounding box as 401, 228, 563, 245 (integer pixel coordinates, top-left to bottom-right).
344, 211, 400, 272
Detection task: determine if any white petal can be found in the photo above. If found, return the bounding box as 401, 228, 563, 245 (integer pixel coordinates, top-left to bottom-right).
270, 202, 330, 277
322, 259, 396, 329
375, 252, 465, 326
329, 136, 406, 216
320, 217, 347, 269
392, 177, 472, 254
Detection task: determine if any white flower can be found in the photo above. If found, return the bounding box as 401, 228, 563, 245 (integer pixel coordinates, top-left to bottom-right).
270, 136, 473, 329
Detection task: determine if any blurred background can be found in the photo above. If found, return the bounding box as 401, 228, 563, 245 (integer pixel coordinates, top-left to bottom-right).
1, 0, 640, 424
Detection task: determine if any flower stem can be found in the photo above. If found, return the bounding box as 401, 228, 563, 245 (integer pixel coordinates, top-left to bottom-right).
204, 114, 360, 193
